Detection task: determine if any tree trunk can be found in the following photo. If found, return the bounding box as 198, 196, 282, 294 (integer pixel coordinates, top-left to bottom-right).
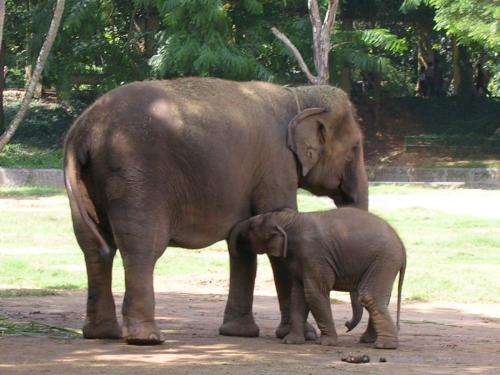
0, 40, 5, 133
0, 0, 5, 132
452, 38, 474, 97
0, 0, 5, 49
272, 0, 338, 85
339, 16, 353, 95
0, 0, 65, 152
372, 72, 382, 131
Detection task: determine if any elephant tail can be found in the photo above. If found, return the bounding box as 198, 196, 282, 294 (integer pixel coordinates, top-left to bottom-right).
345, 290, 363, 332
64, 138, 111, 259
396, 243, 407, 331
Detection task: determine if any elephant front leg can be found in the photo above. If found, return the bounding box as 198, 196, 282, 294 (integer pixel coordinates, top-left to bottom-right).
270, 257, 317, 341
282, 280, 309, 345
219, 250, 259, 337
304, 280, 338, 346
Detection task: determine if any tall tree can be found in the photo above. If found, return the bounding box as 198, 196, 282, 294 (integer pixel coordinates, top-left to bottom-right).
0, 0, 5, 131
271, 0, 339, 85
0, 0, 65, 151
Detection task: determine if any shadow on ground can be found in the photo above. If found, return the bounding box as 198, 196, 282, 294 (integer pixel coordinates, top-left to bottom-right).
1, 290, 499, 374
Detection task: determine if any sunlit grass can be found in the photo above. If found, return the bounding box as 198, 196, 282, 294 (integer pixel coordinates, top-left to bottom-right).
0, 186, 499, 302
0, 186, 65, 197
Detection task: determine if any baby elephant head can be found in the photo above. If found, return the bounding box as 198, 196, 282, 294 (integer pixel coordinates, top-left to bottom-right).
228, 212, 290, 258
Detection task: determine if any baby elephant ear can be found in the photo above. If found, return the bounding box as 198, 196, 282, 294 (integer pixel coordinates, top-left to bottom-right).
268, 225, 288, 258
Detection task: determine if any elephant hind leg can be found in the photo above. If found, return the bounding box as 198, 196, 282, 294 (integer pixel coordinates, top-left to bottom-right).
73, 218, 121, 339
360, 294, 398, 349
109, 204, 170, 345
358, 262, 399, 349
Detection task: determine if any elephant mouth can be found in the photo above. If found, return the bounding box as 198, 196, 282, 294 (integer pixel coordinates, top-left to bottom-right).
330, 177, 356, 207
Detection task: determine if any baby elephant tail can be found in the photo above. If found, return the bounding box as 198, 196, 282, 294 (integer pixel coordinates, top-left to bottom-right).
396, 245, 407, 331
345, 291, 363, 332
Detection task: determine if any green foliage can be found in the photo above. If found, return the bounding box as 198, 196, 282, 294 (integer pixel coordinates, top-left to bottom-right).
333, 28, 408, 75
3, 99, 80, 148
396, 96, 500, 136
431, 0, 499, 50
401, 0, 499, 50
139, 0, 266, 80
0, 144, 63, 168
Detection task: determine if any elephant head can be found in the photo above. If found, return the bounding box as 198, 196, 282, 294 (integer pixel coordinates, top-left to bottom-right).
288, 86, 368, 210
228, 211, 293, 258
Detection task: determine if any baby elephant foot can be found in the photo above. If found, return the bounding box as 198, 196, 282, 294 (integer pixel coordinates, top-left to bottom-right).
305, 322, 318, 341
282, 333, 306, 345
360, 331, 377, 343
219, 315, 259, 337
316, 334, 338, 346
374, 336, 398, 350
82, 319, 122, 339
123, 320, 164, 345
276, 321, 317, 341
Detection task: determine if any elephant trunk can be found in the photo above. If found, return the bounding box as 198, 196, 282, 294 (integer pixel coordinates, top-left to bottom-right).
332, 146, 369, 210
345, 291, 363, 332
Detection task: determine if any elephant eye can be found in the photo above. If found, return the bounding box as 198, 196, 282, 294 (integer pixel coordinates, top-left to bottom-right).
345, 143, 359, 162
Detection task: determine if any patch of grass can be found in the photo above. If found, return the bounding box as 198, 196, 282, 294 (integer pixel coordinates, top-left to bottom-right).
416, 161, 500, 169
0, 187, 499, 303
0, 144, 63, 168
0, 316, 81, 338
0, 186, 65, 197
0, 289, 59, 297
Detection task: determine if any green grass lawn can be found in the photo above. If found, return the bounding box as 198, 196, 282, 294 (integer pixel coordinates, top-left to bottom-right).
0, 186, 499, 303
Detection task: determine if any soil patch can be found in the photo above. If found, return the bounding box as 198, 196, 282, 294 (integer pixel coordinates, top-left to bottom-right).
1, 277, 499, 375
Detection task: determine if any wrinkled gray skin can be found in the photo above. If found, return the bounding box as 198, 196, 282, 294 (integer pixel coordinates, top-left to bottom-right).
63, 77, 368, 345
229, 208, 406, 349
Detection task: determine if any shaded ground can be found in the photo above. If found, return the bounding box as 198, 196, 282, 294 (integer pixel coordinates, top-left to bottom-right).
1, 274, 500, 375
1, 192, 499, 374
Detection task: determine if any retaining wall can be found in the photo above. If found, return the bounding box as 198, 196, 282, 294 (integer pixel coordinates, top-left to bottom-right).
0, 166, 499, 190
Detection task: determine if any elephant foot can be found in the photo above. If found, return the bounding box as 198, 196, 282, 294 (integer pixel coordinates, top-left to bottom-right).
123, 320, 164, 345
275, 321, 317, 340
219, 315, 259, 337
83, 319, 122, 339
316, 334, 338, 346
374, 337, 398, 350
282, 333, 306, 345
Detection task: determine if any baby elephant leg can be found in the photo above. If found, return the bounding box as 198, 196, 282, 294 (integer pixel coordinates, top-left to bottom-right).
359, 264, 399, 349
360, 317, 377, 343
282, 279, 308, 345
304, 279, 338, 346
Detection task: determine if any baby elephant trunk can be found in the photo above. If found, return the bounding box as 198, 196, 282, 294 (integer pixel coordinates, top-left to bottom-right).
345, 291, 363, 332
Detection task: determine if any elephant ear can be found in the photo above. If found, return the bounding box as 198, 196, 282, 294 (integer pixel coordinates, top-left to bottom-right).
287, 108, 328, 177
266, 225, 288, 258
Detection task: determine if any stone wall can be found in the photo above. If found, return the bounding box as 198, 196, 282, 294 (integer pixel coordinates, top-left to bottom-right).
0, 167, 499, 190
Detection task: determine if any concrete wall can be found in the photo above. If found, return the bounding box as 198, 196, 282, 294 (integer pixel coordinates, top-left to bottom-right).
0, 166, 499, 189
0, 168, 64, 189
366, 166, 499, 189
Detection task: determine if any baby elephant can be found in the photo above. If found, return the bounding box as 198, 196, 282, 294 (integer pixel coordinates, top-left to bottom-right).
228, 207, 406, 349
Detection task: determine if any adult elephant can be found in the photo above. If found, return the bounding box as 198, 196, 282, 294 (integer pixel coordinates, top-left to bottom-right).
64, 77, 368, 345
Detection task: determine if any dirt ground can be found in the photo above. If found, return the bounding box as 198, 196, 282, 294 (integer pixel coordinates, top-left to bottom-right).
1, 193, 500, 374
1, 271, 500, 375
